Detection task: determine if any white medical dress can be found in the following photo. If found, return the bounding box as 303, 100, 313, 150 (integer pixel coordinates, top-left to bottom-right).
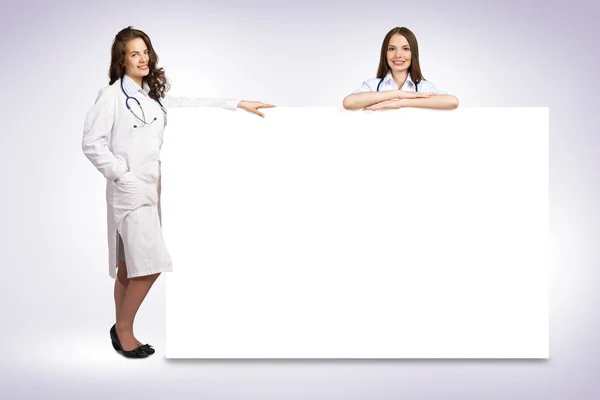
82, 77, 239, 278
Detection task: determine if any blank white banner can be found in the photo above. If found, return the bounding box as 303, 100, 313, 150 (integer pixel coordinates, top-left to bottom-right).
161, 107, 549, 359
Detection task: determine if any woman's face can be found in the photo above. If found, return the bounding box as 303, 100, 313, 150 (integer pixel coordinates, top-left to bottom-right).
386, 34, 411, 74
122, 38, 150, 81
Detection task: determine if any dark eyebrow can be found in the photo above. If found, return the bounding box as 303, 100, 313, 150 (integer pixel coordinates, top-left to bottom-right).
129, 49, 148, 54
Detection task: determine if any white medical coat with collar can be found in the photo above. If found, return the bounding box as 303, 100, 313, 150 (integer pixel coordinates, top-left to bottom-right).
82, 78, 239, 278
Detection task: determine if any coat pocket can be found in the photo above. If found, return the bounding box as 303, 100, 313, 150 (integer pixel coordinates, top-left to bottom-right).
113, 171, 139, 211
134, 160, 160, 185
131, 160, 160, 207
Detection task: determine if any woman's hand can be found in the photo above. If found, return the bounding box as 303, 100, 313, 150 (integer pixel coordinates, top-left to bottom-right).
237, 101, 276, 118
365, 98, 403, 110
365, 92, 435, 110
394, 90, 432, 100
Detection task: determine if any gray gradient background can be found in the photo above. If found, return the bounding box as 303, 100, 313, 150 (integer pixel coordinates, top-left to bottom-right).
0, 0, 597, 398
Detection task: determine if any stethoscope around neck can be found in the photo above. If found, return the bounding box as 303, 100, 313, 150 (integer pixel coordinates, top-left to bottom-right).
377, 77, 418, 92
120, 77, 166, 128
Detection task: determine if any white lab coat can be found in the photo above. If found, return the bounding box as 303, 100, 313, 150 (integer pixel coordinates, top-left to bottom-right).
352, 72, 447, 94
82, 77, 239, 278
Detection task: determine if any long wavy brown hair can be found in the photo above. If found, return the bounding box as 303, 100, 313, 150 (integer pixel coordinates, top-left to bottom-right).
109, 26, 170, 100
376, 27, 424, 84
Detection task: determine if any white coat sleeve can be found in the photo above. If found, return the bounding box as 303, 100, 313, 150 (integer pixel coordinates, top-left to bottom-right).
352, 81, 374, 94
162, 94, 241, 110
421, 81, 447, 95
82, 89, 128, 181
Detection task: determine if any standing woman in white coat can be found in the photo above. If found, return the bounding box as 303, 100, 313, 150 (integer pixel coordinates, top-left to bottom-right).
342, 27, 459, 110
82, 26, 274, 358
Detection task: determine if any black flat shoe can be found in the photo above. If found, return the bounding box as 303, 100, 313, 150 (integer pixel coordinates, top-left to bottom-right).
109, 324, 149, 358
139, 343, 155, 355
110, 324, 156, 355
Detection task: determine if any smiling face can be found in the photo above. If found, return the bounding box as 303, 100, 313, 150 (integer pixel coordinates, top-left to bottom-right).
122, 38, 150, 83
386, 33, 411, 75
